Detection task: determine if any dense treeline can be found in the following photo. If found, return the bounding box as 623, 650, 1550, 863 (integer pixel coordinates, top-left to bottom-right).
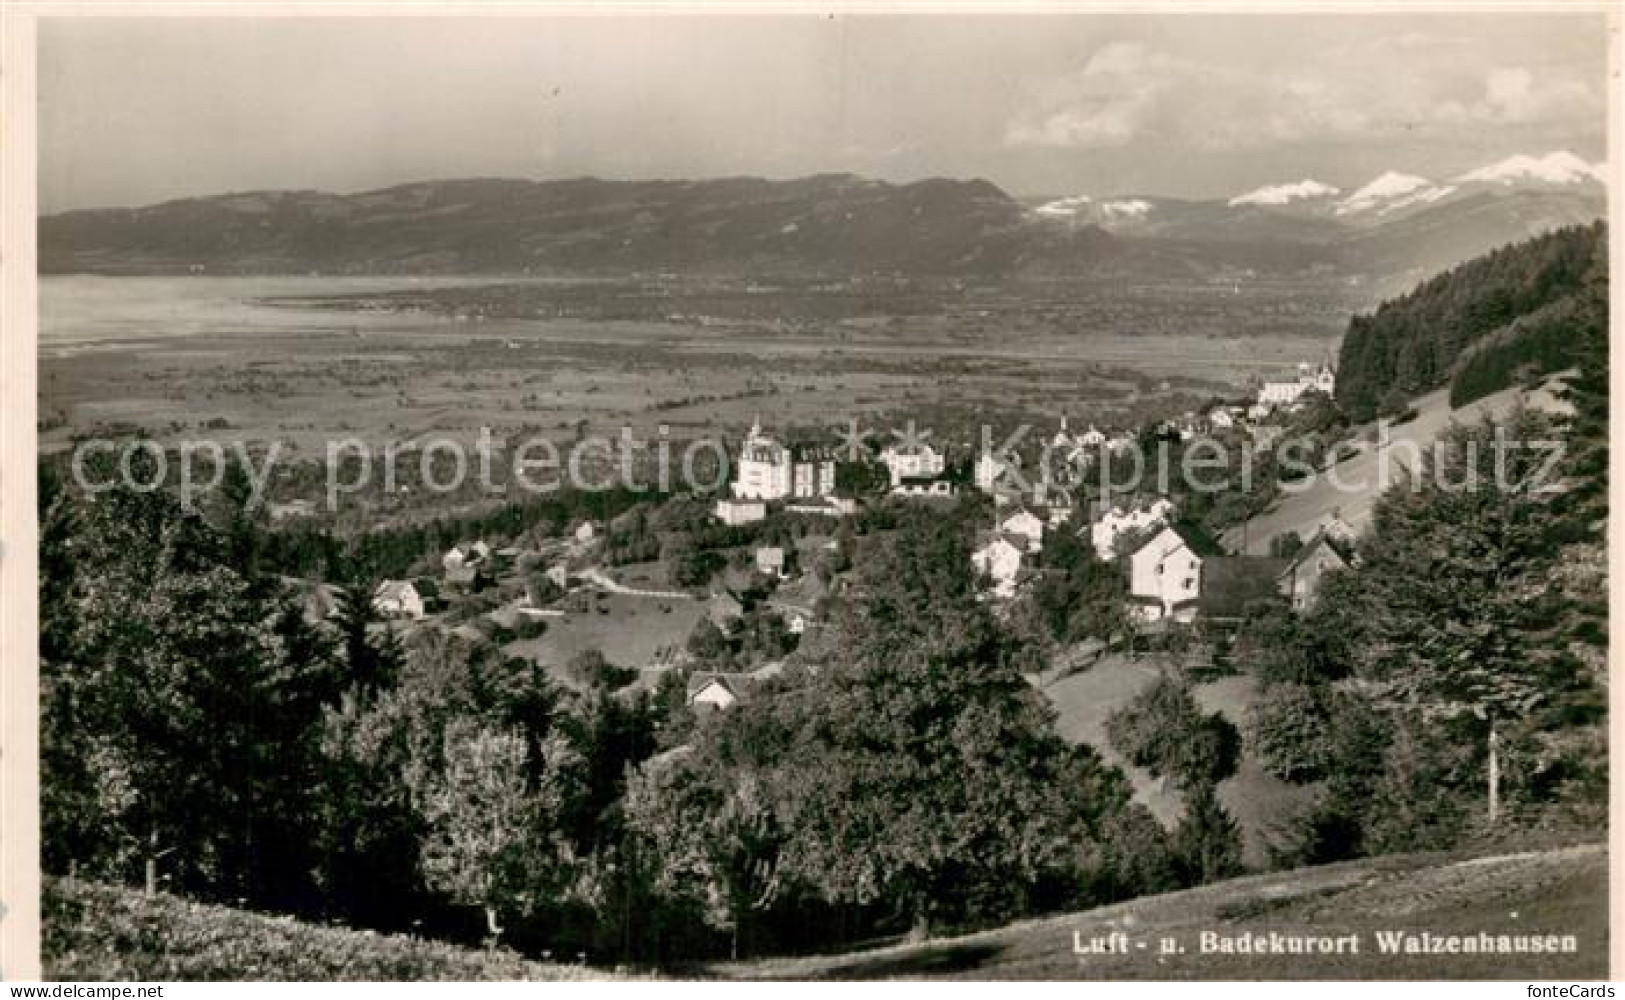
256, 485, 665, 584
1336, 222, 1605, 421
1450, 274, 1607, 408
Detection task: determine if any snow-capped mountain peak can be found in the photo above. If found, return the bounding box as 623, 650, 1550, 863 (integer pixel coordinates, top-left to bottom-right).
1032, 194, 1153, 223
1456, 150, 1606, 187
1227, 179, 1340, 207
1033, 194, 1093, 219
1100, 198, 1152, 219
1336, 171, 1457, 216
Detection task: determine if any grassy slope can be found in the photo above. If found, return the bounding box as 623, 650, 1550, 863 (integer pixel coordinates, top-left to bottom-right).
717, 843, 1607, 980
1041, 655, 1316, 867
1222, 375, 1573, 555
44, 880, 619, 982
45, 847, 1605, 981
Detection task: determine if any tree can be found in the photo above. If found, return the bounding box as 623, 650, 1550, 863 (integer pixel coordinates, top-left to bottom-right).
625, 759, 783, 959
1018, 526, 1128, 646
419, 719, 566, 941
566, 649, 634, 691
1171, 782, 1244, 885
1247, 682, 1334, 783
41, 476, 340, 908
664, 533, 724, 588
1346, 412, 1595, 826
335, 582, 404, 696
685, 617, 733, 666
1105, 675, 1239, 790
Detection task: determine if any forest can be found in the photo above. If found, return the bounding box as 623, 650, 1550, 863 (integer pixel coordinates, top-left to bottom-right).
1335, 222, 1605, 421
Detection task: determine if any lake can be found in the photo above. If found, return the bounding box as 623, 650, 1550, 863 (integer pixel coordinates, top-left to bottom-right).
37, 275, 513, 354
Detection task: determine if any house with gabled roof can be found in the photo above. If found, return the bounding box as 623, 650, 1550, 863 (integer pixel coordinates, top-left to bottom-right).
686, 671, 742, 711
706, 589, 746, 627
1090, 497, 1176, 560
1126, 523, 1222, 624
998, 508, 1046, 552
1276, 529, 1356, 610
372, 579, 426, 621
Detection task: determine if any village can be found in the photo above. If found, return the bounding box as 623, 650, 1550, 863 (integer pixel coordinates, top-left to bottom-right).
351, 360, 1351, 714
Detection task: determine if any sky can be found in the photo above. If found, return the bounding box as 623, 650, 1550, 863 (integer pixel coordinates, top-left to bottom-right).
37, 11, 1611, 212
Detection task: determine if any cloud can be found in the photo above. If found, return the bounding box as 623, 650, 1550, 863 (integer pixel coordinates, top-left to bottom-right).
1003, 42, 1186, 148
1003, 38, 1603, 152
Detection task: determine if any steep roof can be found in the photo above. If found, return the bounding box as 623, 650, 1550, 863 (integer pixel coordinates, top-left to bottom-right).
976, 531, 1028, 554
1131, 520, 1224, 559
373, 579, 416, 601
1278, 529, 1355, 579
686, 671, 744, 701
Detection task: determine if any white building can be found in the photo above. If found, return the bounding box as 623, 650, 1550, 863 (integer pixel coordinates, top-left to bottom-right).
784, 495, 858, 517
999, 509, 1046, 553
1276, 531, 1352, 611
879, 440, 946, 487
715, 497, 767, 526
372, 580, 426, 621
1076, 425, 1107, 449
442, 541, 492, 573
791, 449, 838, 498
733, 419, 836, 501
755, 546, 788, 578
1127, 524, 1207, 624
687, 674, 741, 711
974, 451, 1012, 493
1207, 407, 1237, 430
1090, 498, 1176, 560
734, 420, 792, 499
1257, 362, 1336, 407
971, 534, 1027, 599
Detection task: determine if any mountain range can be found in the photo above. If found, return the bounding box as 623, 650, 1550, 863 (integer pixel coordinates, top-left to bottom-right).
39, 151, 1605, 292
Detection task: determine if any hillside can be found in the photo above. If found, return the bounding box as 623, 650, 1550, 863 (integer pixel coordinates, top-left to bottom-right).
1335, 222, 1605, 421
717, 843, 1606, 980
38, 174, 1092, 278
1222, 373, 1575, 555
44, 879, 620, 981
40, 172, 1601, 286
45, 845, 1605, 981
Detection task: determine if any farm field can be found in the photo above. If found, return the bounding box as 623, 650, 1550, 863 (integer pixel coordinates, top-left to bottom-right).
38, 274, 1345, 462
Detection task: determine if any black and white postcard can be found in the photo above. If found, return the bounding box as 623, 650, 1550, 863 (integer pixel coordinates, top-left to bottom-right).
0, 2, 1615, 984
